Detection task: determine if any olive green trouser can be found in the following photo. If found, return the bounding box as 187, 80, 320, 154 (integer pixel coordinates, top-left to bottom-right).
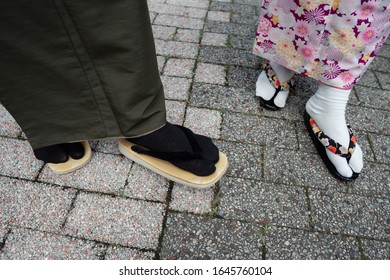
0, 0, 166, 149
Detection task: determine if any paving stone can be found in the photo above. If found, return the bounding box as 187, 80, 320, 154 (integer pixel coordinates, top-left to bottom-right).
347, 105, 389, 135
64, 192, 165, 249
149, 12, 157, 24
207, 11, 231, 22
0, 224, 9, 244
148, 2, 207, 19
154, 14, 204, 30
38, 152, 130, 195
369, 134, 390, 164
170, 184, 215, 214
216, 140, 262, 180
0, 176, 76, 231
0, 228, 105, 260
161, 212, 263, 259
195, 63, 226, 85
221, 113, 297, 149
266, 227, 360, 260
155, 40, 199, 59
231, 12, 259, 25
0, 105, 22, 138
350, 163, 390, 199
234, 0, 260, 5
152, 25, 176, 40
310, 188, 390, 239
190, 83, 259, 114
90, 139, 120, 155
361, 240, 390, 260
184, 107, 222, 139
166, 100, 186, 125
199, 46, 260, 67
163, 58, 196, 78
157, 56, 166, 73
228, 66, 259, 90
161, 76, 191, 101
378, 44, 390, 57
218, 177, 309, 229
354, 85, 390, 111
375, 71, 390, 90
166, 0, 209, 9
204, 21, 255, 36
356, 70, 381, 88
124, 164, 169, 202
175, 29, 200, 43
369, 56, 390, 73
264, 96, 308, 121
105, 246, 155, 260
0, 138, 43, 180
264, 148, 347, 190
209, 2, 257, 15
201, 32, 228, 47
229, 33, 255, 50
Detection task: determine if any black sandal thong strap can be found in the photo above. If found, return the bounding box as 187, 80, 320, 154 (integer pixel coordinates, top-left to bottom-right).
308, 116, 357, 162
131, 125, 204, 163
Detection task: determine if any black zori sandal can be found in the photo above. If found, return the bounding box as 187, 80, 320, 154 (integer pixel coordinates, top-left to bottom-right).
118, 126, 228, 189
304, 110, 359, 182
256, 61, 295, 111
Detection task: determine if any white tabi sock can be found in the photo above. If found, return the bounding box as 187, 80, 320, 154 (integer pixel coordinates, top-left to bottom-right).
256, 62, 294, 108
305, 84, 363, 178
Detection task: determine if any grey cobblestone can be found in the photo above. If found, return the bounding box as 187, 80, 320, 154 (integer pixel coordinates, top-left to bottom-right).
105, 246, 155, 260
170, 184, 215, 214
361, 240, 390, 260
154, 14, 204, 30
218, 177, 309, 229
221, 113, 297, 149
190, 83, 259, 114
310, 189, 390, 239
266, 228, 360, 260
0, 138, 43, 180
0, 227, 106, 260
161, 76, 191, 101
156, 40, 199, 59
0, 105, 22, 138
201, 32, 228, 47
161, 212, 263, 260
64, 192, 165, 249
184, 107, 222, 139
38, 152, 130, 195
0, 176, 76, 232
216, 140, 262, 180
124, 164, 169, 202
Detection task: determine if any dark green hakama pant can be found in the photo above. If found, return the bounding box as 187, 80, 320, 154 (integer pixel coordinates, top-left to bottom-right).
0, 0, 166, 149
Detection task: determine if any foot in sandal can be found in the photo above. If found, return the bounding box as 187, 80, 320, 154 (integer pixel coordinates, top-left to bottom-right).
118, 123, 228, 189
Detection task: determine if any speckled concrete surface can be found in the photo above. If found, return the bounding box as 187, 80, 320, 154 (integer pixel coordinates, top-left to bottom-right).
0, 176, 76, 232
0, 227, 105, 260
64, 192, 165, 249
0, 0, 388, 260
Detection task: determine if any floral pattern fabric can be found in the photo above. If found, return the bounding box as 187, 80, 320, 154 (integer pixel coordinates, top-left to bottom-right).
253, 0, 390, 89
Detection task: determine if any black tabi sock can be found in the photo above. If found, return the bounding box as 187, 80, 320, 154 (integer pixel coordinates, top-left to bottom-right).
128, 123, 219, 176
33, 142, 85, 163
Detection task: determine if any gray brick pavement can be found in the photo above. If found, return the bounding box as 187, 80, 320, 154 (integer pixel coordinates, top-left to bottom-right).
0, 0, 389, 260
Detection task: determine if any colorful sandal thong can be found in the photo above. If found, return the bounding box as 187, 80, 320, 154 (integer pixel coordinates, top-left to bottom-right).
118, 128, 228, 189
256, 61, 294, 111
47, 141, 92, 174
303, 110, 359, 182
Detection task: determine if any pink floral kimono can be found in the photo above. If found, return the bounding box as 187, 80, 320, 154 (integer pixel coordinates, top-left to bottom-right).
253, 0, 390, 89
